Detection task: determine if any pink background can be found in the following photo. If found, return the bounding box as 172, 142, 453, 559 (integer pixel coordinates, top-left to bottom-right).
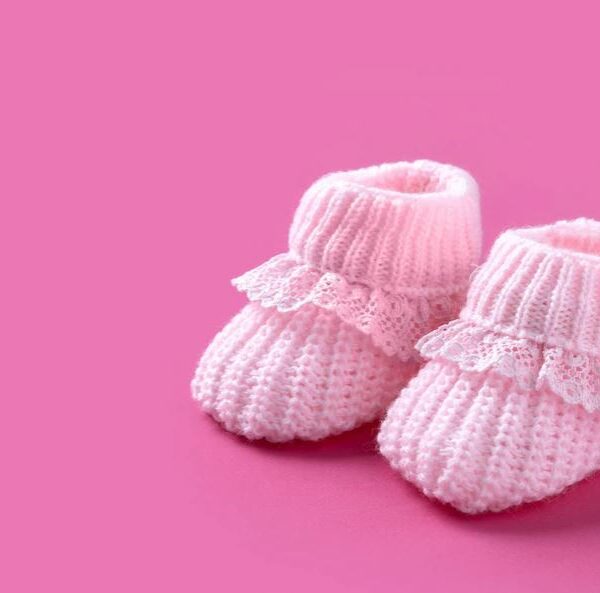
4, 2, 600, 592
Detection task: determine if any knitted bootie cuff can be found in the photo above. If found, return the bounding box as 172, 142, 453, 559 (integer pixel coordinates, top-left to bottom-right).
234, 160, 481, 359
417, 219, 600, 411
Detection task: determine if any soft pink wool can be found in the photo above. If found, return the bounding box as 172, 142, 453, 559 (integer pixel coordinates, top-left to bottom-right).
192, 160, 481, 441
378, 219, 600, 513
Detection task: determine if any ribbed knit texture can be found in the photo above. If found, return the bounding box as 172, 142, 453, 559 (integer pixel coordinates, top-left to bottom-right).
196, 303, 418, 441
288, 160, 481, 293
378, 219, 600, 512
193, 160, 481, 442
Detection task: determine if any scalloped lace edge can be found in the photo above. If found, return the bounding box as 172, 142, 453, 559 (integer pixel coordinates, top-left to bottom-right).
231, 254, 465, 359
417, 319, 600, 412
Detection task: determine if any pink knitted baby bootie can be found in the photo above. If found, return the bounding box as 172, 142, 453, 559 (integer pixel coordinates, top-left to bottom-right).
192, 160, 481, 442
378, 219, 600, 513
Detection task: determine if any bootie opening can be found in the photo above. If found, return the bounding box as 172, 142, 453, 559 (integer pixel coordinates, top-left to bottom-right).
518, 218, 600, 258
323, 160, 476, 202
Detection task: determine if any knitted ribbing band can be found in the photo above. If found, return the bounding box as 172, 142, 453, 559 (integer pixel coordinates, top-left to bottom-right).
378, 219, 600, 512
234, 160, 481, 358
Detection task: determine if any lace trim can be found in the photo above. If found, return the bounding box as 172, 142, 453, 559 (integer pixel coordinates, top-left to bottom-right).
417, 319, 600, 412
232, 254, 464, 359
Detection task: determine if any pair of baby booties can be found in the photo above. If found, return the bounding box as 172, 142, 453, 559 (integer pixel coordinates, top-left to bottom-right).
192, 160, 600, 514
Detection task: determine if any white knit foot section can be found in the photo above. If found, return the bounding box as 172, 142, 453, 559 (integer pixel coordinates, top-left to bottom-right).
378, 361, 600, 513
193, 303, 418, 442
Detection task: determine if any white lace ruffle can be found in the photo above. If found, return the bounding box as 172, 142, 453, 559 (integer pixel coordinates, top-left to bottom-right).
232, 254, 464, 359
417, 319, 600, 412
